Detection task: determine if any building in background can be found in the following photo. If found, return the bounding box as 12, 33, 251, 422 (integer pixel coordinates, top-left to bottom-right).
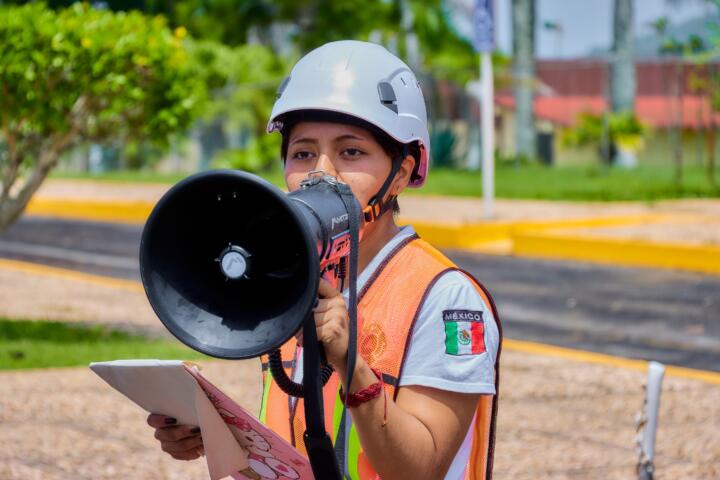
495, 59, 720, 167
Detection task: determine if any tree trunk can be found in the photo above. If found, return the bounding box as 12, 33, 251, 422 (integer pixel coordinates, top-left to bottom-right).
0, 153, 56, 233
512, 0, 536, 161
610, 0, 636, 114
707, 128, 717, 188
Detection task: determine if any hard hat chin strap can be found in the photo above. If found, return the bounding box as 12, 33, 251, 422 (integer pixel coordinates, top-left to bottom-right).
363, 147, 408, 223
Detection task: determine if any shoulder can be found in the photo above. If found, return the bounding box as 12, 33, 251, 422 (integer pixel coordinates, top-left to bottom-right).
424, 270, 497, 323
398, 269, 500, 394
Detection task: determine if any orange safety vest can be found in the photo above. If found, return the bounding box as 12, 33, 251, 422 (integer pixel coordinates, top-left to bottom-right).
259, 234, 502, 479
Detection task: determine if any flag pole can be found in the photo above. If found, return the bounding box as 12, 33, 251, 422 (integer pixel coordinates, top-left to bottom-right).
481, 50, 494, 219
474, 0, 496, 219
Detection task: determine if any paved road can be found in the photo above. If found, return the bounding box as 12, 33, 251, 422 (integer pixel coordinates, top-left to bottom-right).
2, 216, 719, 371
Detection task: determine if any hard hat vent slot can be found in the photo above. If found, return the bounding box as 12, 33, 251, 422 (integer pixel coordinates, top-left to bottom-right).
276, 76, 291, 99
377, 82, 398, 113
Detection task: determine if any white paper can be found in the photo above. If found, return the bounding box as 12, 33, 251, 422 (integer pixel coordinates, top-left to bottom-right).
90, 359, 251, 479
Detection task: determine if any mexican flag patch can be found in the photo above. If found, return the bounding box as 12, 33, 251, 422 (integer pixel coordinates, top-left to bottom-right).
443, 310, 485, 355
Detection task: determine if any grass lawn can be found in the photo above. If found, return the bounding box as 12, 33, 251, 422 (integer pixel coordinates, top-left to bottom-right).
418, 165, 720, 201
51, 165, 720, 202
0, 318, 209, 370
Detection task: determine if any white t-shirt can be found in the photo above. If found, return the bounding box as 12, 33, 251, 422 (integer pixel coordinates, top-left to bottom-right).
295, 226, 499, 479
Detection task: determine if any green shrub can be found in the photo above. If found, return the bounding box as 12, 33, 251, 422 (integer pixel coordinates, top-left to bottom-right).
0, 3, 204, 231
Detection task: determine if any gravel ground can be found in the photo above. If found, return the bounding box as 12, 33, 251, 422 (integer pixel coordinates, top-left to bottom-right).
0, 265, 162, 336
0, 264, 719, 479
1, 351, 718, 479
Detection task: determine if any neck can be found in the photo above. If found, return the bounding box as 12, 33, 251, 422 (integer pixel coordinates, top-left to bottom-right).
357, 212, 400, 275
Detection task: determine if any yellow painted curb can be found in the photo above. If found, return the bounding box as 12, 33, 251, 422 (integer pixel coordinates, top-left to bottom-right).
408, 221, 511, 249
512, 231, 720, 275
26, 198, 153, 225
504, 338, 720, 386
0, 258, 143, 293
404, 213, 662, 251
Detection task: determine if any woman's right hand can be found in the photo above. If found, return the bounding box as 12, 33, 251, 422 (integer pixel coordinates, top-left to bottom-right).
147, 413, 204, 461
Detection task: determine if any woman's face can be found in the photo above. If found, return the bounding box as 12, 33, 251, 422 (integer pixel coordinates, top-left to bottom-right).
284, 121, 409, 208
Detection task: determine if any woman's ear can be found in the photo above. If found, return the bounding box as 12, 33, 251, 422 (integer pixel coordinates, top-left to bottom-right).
392, 154, 416, 195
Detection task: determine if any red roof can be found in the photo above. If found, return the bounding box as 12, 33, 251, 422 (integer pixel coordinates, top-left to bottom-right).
495, 94, 720, 129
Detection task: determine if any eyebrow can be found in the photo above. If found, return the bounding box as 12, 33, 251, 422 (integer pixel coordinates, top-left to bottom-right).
289, 133, 367, 146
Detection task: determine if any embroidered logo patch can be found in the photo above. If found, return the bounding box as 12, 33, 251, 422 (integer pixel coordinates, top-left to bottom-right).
443, 310, 485, 355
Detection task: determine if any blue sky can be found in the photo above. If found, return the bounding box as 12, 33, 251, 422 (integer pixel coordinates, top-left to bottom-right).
490, 0, 714, 58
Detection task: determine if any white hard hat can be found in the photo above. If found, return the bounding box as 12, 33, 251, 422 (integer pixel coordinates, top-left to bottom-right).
267, 40, 430, 188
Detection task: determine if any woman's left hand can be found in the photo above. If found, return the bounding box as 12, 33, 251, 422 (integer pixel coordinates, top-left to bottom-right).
312, 278, 350, 370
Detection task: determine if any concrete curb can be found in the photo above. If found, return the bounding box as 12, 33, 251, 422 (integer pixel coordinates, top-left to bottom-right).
23, 197, 719, 276
512, 231, 720, 275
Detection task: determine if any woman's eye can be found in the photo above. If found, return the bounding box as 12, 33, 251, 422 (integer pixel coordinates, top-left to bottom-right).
342, 148, 364, 157
291, 150, 314, 160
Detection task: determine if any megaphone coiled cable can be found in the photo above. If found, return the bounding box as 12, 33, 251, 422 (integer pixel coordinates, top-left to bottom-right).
267, 349, 335, 398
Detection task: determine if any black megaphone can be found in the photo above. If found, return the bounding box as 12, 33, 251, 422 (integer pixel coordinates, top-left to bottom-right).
139, 169, 362, 480
139, 169, 360, 359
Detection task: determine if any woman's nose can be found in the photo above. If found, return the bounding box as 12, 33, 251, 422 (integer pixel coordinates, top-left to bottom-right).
313, 154, 338, 177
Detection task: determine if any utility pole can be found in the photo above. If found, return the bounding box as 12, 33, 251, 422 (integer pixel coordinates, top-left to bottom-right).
474, 0, 495, 219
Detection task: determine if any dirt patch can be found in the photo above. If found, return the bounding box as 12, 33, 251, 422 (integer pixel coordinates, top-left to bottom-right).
0, 266, 161, 336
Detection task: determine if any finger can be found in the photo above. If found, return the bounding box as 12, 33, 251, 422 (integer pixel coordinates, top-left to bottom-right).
314, 297, 345, 314
318, 278, 340, 298
154, 425, 201, 442
314, 309, 345, 328
170, 450, 203, 461
160, 434, 204, 454
147, 413, 178, 428
316, 320, 345, 346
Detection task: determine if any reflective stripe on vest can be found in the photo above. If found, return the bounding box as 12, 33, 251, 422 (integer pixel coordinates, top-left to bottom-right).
260, 236, 502, 480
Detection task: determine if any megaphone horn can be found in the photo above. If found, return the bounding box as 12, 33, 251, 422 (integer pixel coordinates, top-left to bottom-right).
139, 169, 361, 360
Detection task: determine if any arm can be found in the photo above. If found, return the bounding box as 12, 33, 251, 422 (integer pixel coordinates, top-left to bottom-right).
315, 279, 481, 480
336, 357, 479, 480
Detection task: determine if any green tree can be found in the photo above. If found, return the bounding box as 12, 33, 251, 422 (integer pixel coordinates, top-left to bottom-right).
686, 0, 720, 187
186, 39, 289, 172
0, 3, 203, 231
651, 8, 715, 185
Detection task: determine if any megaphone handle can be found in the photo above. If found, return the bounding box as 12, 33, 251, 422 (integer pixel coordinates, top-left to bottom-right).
302, 312, 343, 480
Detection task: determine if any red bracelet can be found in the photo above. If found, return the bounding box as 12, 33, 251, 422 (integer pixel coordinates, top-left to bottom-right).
339, 368, 388, 426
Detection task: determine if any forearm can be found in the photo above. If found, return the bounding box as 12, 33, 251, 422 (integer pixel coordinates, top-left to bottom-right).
336, 357, 449, 480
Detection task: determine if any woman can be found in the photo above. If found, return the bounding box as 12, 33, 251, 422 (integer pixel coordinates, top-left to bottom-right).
147, 40, 501, 480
